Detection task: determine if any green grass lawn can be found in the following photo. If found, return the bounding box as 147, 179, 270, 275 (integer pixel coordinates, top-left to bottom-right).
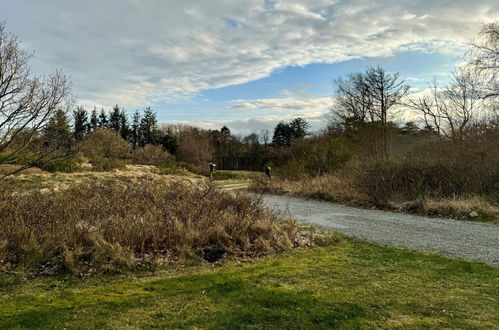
212, 170, 263, 182
1, 236, 497, 329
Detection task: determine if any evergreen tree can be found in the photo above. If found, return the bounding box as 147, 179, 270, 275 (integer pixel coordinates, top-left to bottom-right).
73, 106, 89, 141
130, 110, 141, 147
272, 121, 292, 148
98, 108, 108, 128
159, 129, 179, 155
289, 117, 310, 140
119, 110, 130, 141
109, 104, 122, 132
89, 107, 99, 131
42, 109, 74, 152
139, 107, 159, 146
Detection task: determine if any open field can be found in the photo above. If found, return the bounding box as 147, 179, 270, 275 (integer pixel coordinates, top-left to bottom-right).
1, 236, 497, 329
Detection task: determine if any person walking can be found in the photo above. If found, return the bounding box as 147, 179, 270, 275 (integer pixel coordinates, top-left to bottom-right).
265, 166, 272, 180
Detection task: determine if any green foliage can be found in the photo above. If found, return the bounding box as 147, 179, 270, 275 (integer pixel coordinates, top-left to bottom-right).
42, 109, 74, 152
72, 106, 89, 141
272, 118, 310, 148
211, 170, 262, 181
140, 107, 160, 146
40, 158, 80, 173
89, 107, 99, 130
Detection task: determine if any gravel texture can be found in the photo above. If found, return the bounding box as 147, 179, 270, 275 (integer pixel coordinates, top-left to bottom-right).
261, 194, 499, 265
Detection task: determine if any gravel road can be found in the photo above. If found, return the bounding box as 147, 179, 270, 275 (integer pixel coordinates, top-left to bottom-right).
261, 194, 499, 265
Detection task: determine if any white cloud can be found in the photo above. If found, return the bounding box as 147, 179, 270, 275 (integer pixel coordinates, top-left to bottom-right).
1, 0, 497, 109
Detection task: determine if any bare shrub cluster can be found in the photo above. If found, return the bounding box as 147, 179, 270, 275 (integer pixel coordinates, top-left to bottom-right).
357, 158, 499, 205
0, 179, 310, 276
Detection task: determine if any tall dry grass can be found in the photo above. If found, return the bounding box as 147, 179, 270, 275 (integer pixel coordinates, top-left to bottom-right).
0, 179, 311, 276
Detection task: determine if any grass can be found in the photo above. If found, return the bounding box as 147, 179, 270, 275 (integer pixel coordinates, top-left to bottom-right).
0, 164, 202, 193
1, 235, 497, 329
212, 170, 263, 182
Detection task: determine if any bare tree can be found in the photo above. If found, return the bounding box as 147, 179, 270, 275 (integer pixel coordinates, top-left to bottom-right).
408, 68, 482, 142
364, 66, 409, 160
331, 73, 375, 125
330, 66, 408, 159
0, 22, 72, 176
468, 22, 499, 100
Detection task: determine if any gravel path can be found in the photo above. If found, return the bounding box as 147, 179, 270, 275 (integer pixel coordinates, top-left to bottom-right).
261, 194, 499, 265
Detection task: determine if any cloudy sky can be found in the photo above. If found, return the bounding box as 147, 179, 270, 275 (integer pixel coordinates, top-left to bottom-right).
1, 1, 498, 134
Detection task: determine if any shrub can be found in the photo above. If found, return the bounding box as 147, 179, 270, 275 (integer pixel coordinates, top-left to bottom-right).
277, 137, 352, 179
40, 158, 81, 173
0, 179, 309, 276
357, 158, 499, 204
132, 144, 173, 165
79, 128, 132, 160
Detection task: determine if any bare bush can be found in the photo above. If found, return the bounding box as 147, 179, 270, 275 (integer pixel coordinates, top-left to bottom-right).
176, 126, 214, 166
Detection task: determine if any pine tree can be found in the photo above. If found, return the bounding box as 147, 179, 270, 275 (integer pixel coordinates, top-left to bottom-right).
139, 107, 159, 146
119, 109, 130, 141
109, 104, 122, 132
272, 121, 292, 148
98, 108, 108, 128
73, 106, 89, 141
89, 107, 99, 131
130, 110, 141, 148
43, 109, 74, 152
289, 117, 310, 140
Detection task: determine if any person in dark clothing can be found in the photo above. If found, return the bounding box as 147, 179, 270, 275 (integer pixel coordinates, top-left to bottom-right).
265, 166, 272, 179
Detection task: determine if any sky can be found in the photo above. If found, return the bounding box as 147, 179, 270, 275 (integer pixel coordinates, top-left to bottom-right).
1, 0, 498, 134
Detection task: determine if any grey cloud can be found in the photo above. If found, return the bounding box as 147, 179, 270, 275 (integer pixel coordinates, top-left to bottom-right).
1, 0, 497, 108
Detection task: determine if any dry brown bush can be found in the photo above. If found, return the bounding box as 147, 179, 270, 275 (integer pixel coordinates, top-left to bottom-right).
132, 144, 173, 165
0, 179, 310, 276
